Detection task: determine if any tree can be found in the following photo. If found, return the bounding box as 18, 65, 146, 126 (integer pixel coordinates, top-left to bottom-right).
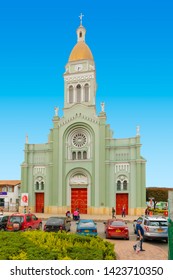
146, 187, 169, 209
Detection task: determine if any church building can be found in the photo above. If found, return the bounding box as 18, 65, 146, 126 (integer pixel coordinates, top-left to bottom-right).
21, 17, 146, 215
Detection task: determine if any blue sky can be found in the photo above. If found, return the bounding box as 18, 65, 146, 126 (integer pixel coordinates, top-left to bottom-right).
0, 0, 172, 187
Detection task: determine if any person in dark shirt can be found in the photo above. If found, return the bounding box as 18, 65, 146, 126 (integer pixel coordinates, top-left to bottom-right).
111, 207, 116, 218
133, 218, 145, 251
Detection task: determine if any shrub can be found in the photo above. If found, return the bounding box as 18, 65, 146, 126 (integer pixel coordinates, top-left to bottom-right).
0, 231, 116, 260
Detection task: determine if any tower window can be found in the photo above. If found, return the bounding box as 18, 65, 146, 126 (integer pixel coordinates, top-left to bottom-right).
84, 83, 89, 102
79, 32, 82, 38
76, 84, 81, 103
69, 86, 74, 103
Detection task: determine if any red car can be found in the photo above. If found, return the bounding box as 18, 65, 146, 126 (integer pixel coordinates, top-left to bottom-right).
6, 213, 42, 231
104, 219, 129, 240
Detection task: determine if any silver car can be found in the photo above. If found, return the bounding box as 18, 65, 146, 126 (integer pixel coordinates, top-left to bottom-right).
133, 215, 168, 243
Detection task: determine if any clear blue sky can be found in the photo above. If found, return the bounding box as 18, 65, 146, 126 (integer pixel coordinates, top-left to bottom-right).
0, 0, 172, 187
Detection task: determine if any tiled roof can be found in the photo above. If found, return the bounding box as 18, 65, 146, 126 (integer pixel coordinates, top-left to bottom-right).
0, 180, 21, 186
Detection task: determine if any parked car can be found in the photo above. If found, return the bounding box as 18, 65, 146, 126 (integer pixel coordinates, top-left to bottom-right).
44, 216, 71, 232
0, 215, 9, 231
133, 215, 168, 242
6, 213, 42, 231
104, 219, 129, 240
76, 219, 98, 236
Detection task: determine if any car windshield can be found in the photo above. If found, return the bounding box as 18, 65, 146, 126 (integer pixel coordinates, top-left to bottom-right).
79, 222, 94, 227
110, 221, 125, 226
148, 220, 168, 227
46, 218, 64, 225
9, 216, 24, 223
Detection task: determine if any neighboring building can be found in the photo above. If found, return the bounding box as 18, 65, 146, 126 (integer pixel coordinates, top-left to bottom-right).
21, 18, 146, 215
0, 180, 21, 211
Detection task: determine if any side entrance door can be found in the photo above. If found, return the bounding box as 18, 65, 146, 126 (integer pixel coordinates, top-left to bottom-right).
35, 193, 44, 213
116, 193, 128, 215
71, 188, 87, 214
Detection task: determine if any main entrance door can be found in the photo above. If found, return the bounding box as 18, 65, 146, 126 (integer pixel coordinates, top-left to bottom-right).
71, 188, 87, 214
116, 193, 128, 215
35, 193, 44, 213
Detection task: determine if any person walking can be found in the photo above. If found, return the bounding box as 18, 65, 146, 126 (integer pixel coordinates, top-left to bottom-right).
121, 205, 126, 217
133, 218, 145, 252
112, 207, 116, 218
145, 206, 150, 215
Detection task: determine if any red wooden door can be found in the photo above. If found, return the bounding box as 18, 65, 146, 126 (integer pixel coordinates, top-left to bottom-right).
116, 194, 128, 215
35, 193, 44, 213
71, 188, 87, 214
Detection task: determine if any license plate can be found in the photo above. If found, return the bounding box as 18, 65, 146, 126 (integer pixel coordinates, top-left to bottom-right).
116, 230, 121, 232
157, 229, 163, 232
84, 230, 89, 232
13, 223, 20, 229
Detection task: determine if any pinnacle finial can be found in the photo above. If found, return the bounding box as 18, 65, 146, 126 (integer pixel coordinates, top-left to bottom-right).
101, 102, 105, 112
136, 125, 140, 136
25, 133, 28, 144
79, 13, 84, 25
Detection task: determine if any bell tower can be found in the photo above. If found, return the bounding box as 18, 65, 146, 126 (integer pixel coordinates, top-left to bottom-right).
63, 14, 96, 114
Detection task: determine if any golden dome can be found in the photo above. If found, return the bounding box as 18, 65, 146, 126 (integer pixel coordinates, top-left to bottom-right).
68, 41, 93, 62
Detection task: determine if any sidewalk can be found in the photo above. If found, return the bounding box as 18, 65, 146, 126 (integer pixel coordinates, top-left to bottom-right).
4, 211, 139, 222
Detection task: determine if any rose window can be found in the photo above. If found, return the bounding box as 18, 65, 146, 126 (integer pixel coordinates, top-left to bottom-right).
72, 133, 87, 147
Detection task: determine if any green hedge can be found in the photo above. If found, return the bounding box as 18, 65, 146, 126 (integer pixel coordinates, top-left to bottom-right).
0, 231, 116, 260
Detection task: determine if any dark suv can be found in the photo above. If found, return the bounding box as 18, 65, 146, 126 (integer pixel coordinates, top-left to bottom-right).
0, 215, 9, 231
6, 213, 42, 231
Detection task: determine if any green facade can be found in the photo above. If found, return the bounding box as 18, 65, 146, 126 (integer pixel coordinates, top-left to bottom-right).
21, 22, 146, 215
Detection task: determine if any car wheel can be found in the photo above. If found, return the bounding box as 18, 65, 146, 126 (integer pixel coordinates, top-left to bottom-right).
27, 227, 32, 231
0, 227, 5, 231
165, 238, 168, 243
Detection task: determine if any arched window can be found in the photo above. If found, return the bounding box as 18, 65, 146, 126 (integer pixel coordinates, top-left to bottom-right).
117, 180, 121, 190
123, 180, 127, 190
78, 151, 81, 160
76, 84, 81, 103
69, 86, 73, 103
72, 152, 76, 160
83, 151, 87, 159
84, 83, 89, 102
80, 32, 82, 38
41, 182, 44, 190
36, 182, 39, 190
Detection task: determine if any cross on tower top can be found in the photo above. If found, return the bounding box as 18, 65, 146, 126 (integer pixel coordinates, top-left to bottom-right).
79, 13, 84, 25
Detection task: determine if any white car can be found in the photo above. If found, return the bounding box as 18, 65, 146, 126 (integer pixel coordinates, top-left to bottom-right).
133, 215, 168, 243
